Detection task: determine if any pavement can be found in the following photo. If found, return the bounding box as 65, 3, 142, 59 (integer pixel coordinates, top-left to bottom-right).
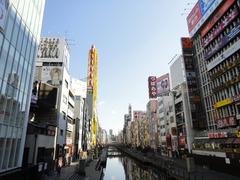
44, 161, 81, 180
43, 159, 103, 180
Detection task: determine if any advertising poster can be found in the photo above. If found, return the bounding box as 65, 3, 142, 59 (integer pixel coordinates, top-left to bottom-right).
156, 74, 170, 96
199, 0, 215, 16
187, 2, 202, 33
37, 38, 60, 59
201, 0, 235, 37
41, 66, 62, 86
148, 76, 157, 99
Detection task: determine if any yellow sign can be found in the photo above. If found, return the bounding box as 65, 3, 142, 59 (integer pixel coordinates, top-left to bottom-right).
213, 98, 233, 109
237, 130, 240, 138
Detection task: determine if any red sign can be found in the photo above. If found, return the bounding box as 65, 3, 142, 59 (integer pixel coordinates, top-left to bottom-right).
208, 132, 227, 139
203, 7, 239, 47
187, 2, 202, 33
201, 0, 235, 37
88, 47, 94, 88
216, 116, 237, 129
181, 37, 192, 49
148, 76, 157, 98
178, 136, 185, 146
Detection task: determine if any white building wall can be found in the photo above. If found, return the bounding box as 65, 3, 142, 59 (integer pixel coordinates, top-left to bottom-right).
36, 37, 71, 147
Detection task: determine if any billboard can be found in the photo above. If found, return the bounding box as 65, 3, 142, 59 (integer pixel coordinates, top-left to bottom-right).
203, 7, 239, 47
181, 37, 192, 49
187, 2, 201, 33
207, 39, 240, 71
216, 116, 237, 129
37, 38, 60, 59
201, 0, 235, 37
199, 0, 215, 16
204, 18, 240, 60
0, 0, 8, 31
87, 45, 97, 93
148, 76, 157, 99
187, 0, 223, 37
156, 74, 170, 96
41, 65, 62, 86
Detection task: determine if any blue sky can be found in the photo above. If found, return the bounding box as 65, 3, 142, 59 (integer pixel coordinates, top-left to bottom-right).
41, 0, 196, 134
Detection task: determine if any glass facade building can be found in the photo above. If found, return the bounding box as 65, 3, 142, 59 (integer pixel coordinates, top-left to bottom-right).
0, 0, 45, 172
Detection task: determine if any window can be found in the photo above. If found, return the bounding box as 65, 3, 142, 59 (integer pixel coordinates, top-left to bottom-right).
65, 80, 68, 89
62, 111, 66, 120
60, 129, 63, 136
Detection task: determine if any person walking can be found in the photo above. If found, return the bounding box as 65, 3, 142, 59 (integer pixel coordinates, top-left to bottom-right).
56, 157, 63, 176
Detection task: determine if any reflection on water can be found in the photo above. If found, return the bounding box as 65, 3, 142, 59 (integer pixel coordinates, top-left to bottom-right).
104, 147, 167, 180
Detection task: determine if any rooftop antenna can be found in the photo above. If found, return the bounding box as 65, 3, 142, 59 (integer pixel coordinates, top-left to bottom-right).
64, 30, 77, 50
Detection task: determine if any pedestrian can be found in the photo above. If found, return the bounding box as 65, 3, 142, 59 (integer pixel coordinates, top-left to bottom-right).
56, 157, 63, 176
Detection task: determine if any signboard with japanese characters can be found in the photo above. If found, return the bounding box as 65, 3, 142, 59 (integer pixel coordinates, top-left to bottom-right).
148, 76, 157, 99
216, 116, 237, 129
208, 132, 227, 139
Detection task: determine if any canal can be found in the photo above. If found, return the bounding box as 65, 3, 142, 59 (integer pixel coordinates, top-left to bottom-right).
103, 146, 169, 180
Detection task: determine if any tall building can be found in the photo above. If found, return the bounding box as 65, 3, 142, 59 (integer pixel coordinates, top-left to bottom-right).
146, 100, 158, 149
157, 95, 177, 157
71, 78, 87, 158
86, 45, 98, 148
0, 0, 45, 173
123, 104, 132, 144
35, 37, 71, 158
188, 0, 240, 175
170, 52, 203, 154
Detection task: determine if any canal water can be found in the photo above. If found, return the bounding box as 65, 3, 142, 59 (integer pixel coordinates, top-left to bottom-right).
103, 147, 168, 180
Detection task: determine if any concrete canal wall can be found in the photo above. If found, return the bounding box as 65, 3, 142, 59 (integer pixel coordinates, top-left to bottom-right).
115, 145, 240, 180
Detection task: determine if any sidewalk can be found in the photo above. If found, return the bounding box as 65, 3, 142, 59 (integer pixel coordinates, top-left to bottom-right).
44, 161, 79, 180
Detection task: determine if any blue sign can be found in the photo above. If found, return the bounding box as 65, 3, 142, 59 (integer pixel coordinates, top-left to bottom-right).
199, 0, 215, 16
205, 21, 240, 60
